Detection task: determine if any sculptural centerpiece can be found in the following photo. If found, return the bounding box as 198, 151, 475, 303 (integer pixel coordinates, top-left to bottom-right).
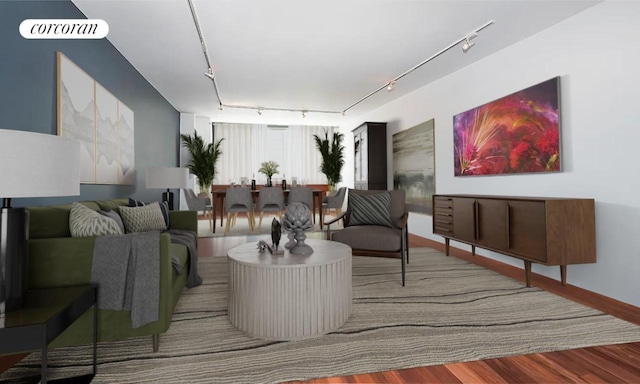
282, 202, 314, 255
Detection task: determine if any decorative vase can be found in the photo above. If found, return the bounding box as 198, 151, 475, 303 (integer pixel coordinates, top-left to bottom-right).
267, 176, 273, 187
328, 182, 337, 192
282, 202, 313, 255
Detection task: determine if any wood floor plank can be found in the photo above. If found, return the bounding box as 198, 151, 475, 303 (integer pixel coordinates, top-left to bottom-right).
445, 360, 509, 383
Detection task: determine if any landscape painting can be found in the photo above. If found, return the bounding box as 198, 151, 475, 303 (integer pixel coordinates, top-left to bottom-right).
453, 77, 561, 176
57, 52, 95, 183
393, 119, 435, 215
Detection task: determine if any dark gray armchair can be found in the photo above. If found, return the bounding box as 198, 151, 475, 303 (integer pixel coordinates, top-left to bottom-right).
325, 189, 409, 286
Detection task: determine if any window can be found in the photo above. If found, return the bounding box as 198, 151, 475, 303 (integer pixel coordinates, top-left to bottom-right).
213, 123, 336, 186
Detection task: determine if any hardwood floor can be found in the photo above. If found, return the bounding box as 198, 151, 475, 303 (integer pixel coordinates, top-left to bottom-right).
3, 226, 640, 383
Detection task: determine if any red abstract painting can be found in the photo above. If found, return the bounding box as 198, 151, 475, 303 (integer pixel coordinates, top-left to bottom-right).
454, 77, 560, 176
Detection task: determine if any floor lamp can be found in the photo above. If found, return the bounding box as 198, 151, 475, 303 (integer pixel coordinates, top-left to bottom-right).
146, 167, 189, 210
0, 129, 80, 314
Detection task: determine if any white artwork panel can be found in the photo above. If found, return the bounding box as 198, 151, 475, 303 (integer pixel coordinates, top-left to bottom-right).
95, 83, 119, 183
57, 52, 95, 183
118, 101, 135, 185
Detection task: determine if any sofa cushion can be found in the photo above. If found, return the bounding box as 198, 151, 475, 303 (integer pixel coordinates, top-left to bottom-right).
331, 225, 402, 252
96, 198, 129, 212
28, 202, 100, 239
347, 191, 394, 228
129, 198, 170, 229
119, 202, 168, 233
70, 202, 124, 237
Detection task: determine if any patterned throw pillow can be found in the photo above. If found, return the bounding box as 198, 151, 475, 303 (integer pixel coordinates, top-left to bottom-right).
119, 202, 168, 233
69, 202, 124, 237
347, 192, 394, 228
128, 197, 170, 229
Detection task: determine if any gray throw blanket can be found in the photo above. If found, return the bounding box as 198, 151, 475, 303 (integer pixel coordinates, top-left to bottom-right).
91, 232, 160, 329
165, 229, 202, 288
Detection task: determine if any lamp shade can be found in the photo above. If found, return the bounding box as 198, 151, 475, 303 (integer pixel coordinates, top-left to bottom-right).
146, 167, 189, 189
0, 129, 81, 198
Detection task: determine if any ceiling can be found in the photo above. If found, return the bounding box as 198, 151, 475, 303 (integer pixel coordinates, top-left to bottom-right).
72, 0, 599, 126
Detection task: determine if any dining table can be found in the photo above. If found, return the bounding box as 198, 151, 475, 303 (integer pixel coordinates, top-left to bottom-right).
210, 187, 327, 230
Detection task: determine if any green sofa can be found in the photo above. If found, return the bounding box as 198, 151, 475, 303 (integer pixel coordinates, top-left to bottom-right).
27, 198, 198, 352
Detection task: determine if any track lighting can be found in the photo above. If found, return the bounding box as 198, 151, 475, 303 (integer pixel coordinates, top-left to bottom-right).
461, 32, 477, 53
190, 2, 493, 118
386, 81, 395, 92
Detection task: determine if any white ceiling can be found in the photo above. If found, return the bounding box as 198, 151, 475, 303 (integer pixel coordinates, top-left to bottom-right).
72, 0, 599, 126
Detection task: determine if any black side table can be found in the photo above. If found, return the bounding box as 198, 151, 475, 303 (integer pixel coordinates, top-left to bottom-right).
0, 284, 97, 383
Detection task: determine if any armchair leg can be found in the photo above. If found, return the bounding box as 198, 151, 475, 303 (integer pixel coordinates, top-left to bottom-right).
405, 223, 409, 264
401, 227, 407, 287
152, 334, 159, 352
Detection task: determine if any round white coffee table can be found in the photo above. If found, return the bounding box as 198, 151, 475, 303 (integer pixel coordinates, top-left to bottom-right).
227, 239, 352, 340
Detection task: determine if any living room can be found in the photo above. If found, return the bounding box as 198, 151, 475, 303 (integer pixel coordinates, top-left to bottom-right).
2, 0, 640, 383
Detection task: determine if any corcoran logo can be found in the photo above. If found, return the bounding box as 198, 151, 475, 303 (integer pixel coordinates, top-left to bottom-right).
19, 19, 109, 39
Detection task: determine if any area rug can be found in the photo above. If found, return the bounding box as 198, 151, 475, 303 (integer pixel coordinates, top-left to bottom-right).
3, 248, 640, 383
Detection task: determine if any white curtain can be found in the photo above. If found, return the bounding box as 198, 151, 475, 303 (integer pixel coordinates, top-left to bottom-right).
289, 125, 335, 184
213, 123, 267, 185
214, 123, 337, 185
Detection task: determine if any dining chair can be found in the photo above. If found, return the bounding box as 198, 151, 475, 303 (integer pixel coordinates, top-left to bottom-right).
224, 187, 255, 234
183, 188, 214, 231
322, 187, 347, 218
256, 187, 285, 233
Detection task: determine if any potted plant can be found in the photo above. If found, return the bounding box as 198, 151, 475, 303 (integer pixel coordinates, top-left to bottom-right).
180, 131, 224, 196
258, 161, 279, 187
313, 130, 345, 191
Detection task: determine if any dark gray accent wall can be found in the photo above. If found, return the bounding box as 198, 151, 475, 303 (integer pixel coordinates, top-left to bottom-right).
0, 1, 181, 207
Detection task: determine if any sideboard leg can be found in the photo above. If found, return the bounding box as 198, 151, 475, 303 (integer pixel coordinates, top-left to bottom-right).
471, 245, 476, 257
560, 265, 567, 286
524, 260, 532, 287
445, 238, 450, 256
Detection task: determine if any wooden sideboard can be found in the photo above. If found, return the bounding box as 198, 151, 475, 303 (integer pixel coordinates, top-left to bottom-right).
432, 194, 596, 287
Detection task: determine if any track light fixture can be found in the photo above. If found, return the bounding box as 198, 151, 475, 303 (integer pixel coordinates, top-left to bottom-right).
461, 32, 477, 53
386, 81, 396, 92
189, 1, 494, 118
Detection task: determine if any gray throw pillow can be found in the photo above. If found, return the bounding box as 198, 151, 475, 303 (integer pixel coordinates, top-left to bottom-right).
119, 202, 168, 233
98, 209, 125, 234
69, 202, 124, 237
347, 192, 394, 228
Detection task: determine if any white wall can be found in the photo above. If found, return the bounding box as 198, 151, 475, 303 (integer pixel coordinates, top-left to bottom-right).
340, 1, 640, 307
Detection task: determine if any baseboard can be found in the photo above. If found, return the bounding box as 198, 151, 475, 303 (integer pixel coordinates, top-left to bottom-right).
408, 234, 640, 326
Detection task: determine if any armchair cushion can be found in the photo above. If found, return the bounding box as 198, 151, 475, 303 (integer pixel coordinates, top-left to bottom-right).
347, 191, 393, 228
332, 225, 402, 252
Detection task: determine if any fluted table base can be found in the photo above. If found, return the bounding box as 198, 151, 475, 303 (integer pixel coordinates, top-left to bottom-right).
227, 239, 352, 340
